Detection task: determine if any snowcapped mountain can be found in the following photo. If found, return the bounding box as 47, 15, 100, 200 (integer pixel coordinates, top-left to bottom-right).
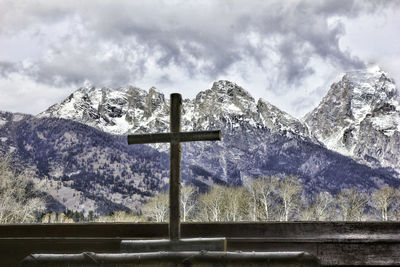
39, 80, 310, 144
38, 79, 399, 188
37, 80, 322, 186
2, 72, 399, 214
304, 66, 400, 172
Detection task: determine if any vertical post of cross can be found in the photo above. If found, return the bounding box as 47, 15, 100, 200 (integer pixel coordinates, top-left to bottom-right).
126, 92, 221, 243
169, 93, 181, 240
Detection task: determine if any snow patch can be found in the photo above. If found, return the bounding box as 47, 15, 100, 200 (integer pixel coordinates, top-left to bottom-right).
0, 118, 7, 127
322, 129, 354, 157
370, 114, 399, 136
12, 114, 24, 122
224, 103, 242, 114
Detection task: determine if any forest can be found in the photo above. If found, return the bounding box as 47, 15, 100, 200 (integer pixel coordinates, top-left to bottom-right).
131, 176, 400, 223
2, 150, 399, 224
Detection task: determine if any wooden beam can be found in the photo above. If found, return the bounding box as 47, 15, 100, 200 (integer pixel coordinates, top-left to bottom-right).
170, 93, 181, 241
21, 251, 320, 266
127, 130, 221, 144
3, 223, 400, 266
121, 238, 227, 252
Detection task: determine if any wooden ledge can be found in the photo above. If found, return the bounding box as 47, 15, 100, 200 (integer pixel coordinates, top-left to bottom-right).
22, 251, 320, 267
121, 238, 227, 252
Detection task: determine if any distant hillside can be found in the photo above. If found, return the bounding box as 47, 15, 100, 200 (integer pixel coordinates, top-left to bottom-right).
0, 112, 169, 214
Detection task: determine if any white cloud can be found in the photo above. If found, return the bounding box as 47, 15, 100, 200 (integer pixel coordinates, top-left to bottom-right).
339, 7, 400, 84
0, 72, 74, 114
0, 0, 399, 117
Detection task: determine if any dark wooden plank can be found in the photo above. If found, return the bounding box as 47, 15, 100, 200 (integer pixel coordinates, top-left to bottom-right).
0, 223, 169, 238
0, 238, 121, 267
21, 251, 320, 267
1, 222, 400, 266
2, 222, 400, 238
127, 131, 221, 144
170, 93, 182, 241
121, 238, 226, 252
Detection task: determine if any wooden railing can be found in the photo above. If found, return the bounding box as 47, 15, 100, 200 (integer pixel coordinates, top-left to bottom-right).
1, 222, 400, 266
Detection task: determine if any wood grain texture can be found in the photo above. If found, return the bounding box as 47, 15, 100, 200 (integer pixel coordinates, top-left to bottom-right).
1, 222, 400, 266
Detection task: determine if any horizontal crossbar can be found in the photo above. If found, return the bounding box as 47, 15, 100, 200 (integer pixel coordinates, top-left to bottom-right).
127, 130, 221, 144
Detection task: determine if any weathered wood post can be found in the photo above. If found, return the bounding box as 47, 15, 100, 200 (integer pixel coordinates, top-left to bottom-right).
169, 93, 181, 240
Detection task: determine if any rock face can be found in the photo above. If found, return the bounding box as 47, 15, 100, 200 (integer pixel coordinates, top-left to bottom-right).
40, 80, 310, 141
304, 67, 400, 172
38, 79, 400, 186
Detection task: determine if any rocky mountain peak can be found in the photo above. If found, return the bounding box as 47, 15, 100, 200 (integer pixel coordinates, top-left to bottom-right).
257, 99, 309, 137
188, 81, 310, 139
304, 67, 400, 171
148, 87, 165, 101
39, 80, 311, 147
192, 80, 257, 117
211, 80, 255, 102
341, 68, 398, 122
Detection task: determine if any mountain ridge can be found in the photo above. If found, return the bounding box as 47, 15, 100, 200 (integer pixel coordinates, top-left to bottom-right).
39, 80, 312, 145
1, 67, 399, 214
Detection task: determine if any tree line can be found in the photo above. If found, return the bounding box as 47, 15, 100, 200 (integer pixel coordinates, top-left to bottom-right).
2, 151, 400, 223
139, 175, 400, 222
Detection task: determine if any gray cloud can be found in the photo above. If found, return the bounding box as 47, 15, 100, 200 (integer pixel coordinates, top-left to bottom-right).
0, 0, 398, 92
0, 61, 18, 77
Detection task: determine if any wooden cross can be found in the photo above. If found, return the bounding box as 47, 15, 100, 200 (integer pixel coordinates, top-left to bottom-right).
127, 93, 221, 240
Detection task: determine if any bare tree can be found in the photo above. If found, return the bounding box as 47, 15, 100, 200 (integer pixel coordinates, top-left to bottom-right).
246, 179, 259, 221
312, 191, 335, 221
221, 186, 247, 222
337, 187, 369, 221
315, 191, 336, 221
198, 185, 224, 222
96, 211, 143, 222
180, 185, 197, 222
371, 186, 396, 221
142, 192, 169, 222
276, 175, 302, 221
393, 188, 400, 221
0, 155, 46, 223
42, 212, 74, 223
246, 176, 278, 221
255, 176, 278, 221
299, 199, 315, 221
301, 191, 335, 221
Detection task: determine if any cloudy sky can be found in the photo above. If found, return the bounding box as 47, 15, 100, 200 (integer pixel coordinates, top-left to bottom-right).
0, 0, 399, 118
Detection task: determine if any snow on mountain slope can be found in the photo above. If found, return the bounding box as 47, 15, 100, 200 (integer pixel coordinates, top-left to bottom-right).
304, 66, 400, 171
2, 75, 400, 213
38, 78, 400, 188
39, 80, 311, 149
